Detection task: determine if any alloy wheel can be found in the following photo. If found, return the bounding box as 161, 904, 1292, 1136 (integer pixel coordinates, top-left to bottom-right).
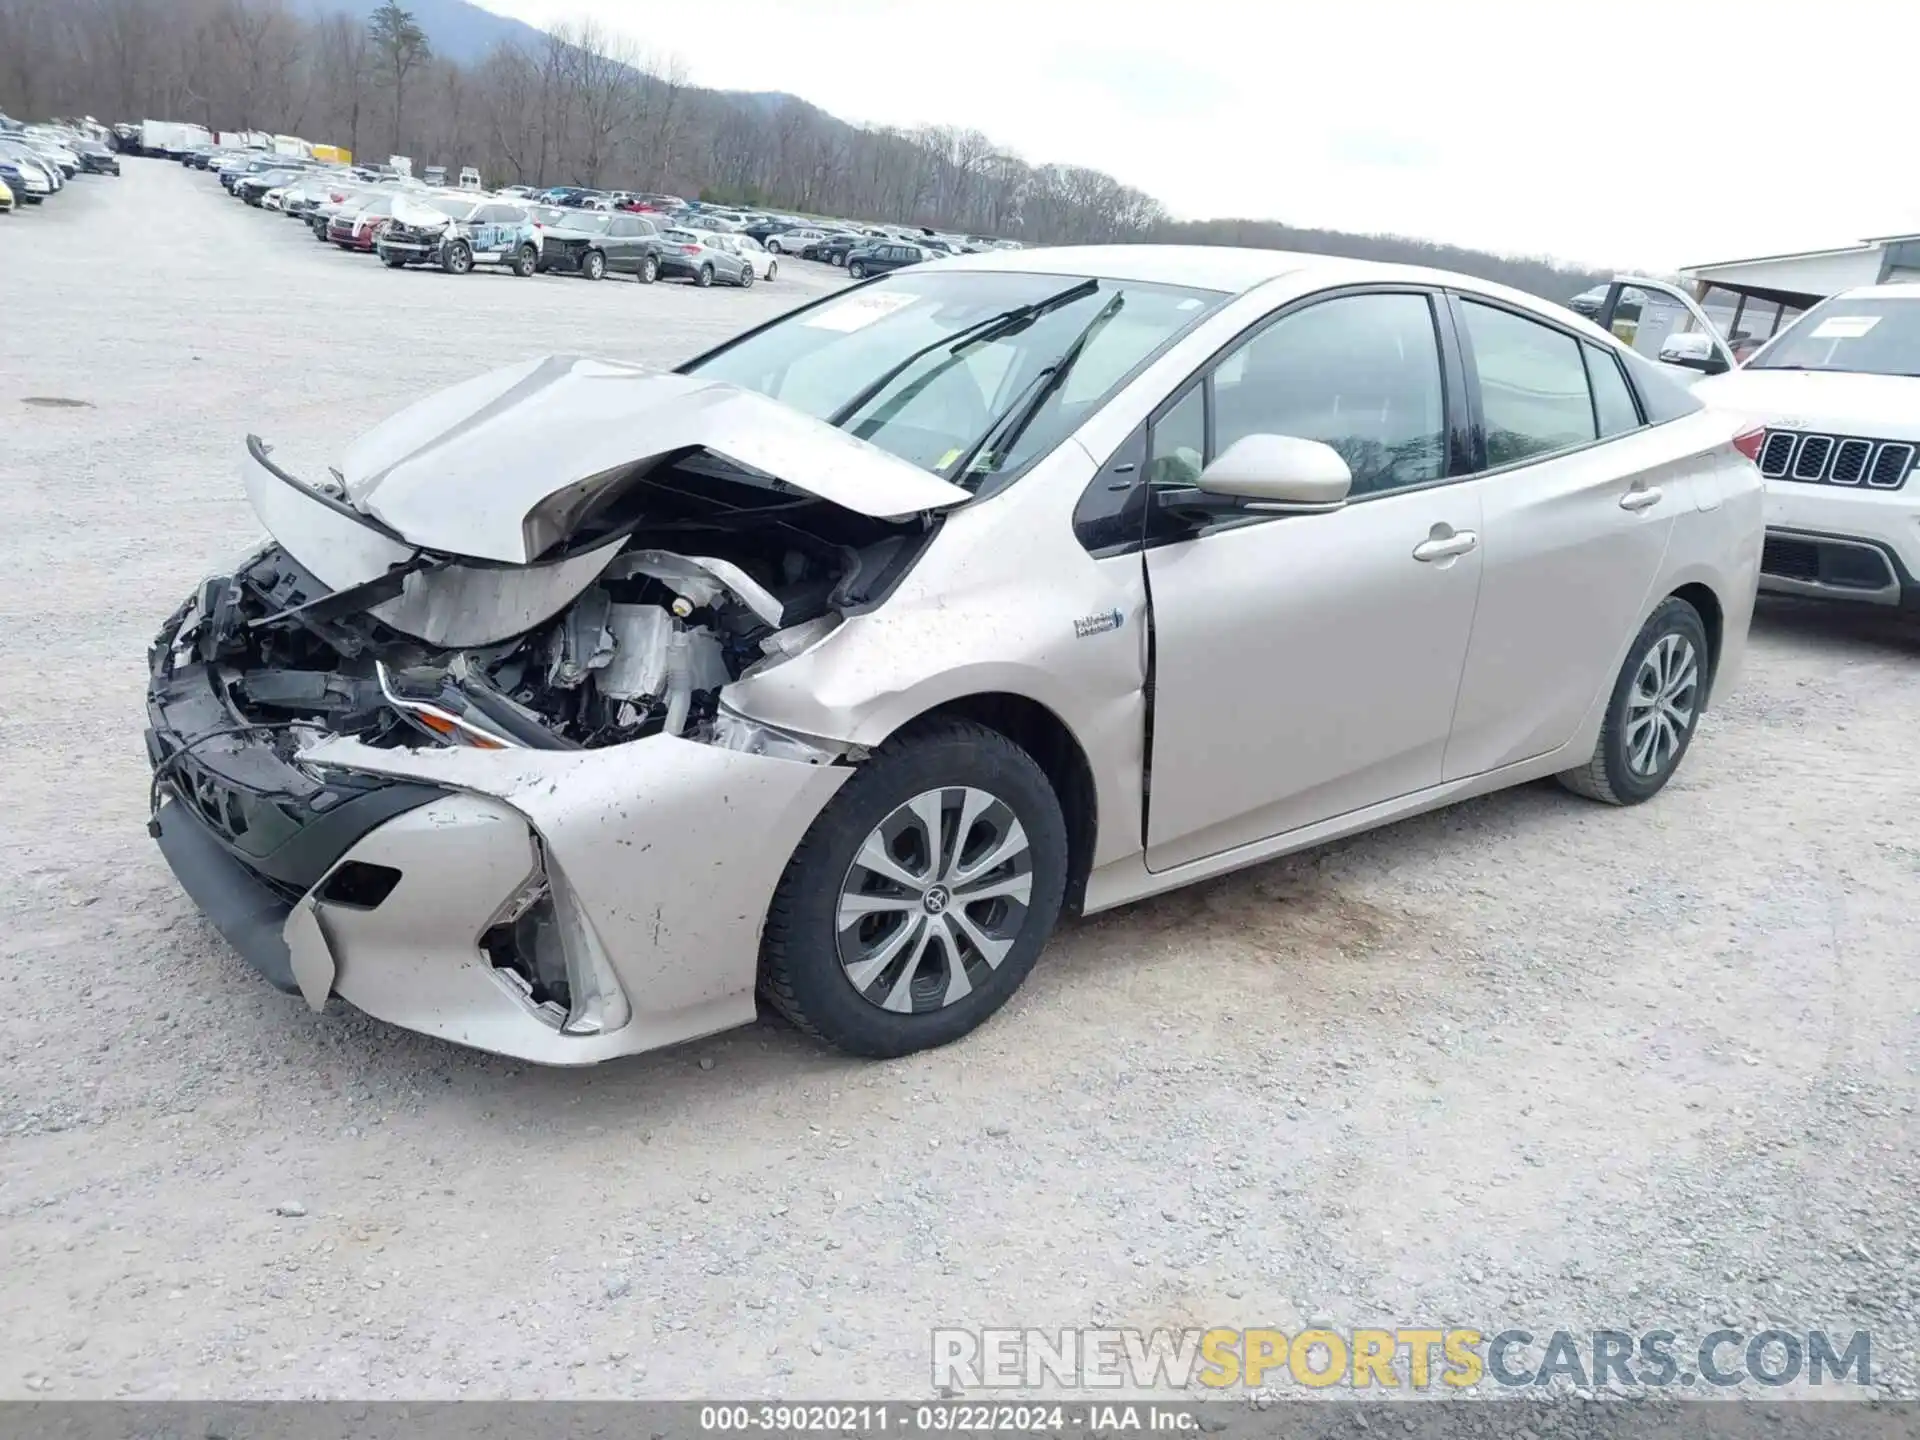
1625, 633, 1698, 777
835, 787, 1033, 1014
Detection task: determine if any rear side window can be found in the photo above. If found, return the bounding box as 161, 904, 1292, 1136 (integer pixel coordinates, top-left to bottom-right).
1584, 343, 1642, 438
1460, 301, 1595, 465
1617, 347, 1705, 423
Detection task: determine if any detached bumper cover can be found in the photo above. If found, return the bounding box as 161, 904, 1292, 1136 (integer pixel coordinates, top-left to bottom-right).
153, 798, 299, 994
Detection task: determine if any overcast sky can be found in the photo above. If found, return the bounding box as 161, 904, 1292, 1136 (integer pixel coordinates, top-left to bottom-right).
477, 0, 1913, 272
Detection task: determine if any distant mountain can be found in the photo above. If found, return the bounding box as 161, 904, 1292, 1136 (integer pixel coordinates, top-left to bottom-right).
295, 0, 547, 64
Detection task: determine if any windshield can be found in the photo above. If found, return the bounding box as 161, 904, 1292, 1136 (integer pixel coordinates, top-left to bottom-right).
426, 195, 477, 219
1745, 296, 1920, 377
682, 270, 1228, 489
561, 213, 612, 234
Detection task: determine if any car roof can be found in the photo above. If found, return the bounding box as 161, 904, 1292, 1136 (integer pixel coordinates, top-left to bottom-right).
1835, 283, 1920, 302
930, 244, 1572, 311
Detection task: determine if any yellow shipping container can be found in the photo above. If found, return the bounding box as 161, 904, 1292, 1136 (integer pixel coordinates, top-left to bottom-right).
312, 144, 351, 165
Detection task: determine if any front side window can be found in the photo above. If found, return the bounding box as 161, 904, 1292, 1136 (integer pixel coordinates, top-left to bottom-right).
1460, 301, 1596, 466
681, 271, 1228, 489
1211, 292, 1446, 497
1745, 295, 1920, 377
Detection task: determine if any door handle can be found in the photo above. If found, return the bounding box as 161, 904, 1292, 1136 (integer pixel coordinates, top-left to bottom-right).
1619, 486, 1664, 511
1413, 530, 1478, 562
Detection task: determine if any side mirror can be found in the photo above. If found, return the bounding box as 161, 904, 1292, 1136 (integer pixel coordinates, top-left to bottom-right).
1196, 434, 1352, 513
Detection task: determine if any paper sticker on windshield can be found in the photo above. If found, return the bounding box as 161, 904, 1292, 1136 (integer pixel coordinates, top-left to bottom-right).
1811, 315, 1880, 340
803, 290, 918, 333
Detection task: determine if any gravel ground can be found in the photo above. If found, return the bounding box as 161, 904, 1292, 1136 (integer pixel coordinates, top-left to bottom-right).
1, 161, 1916, 1405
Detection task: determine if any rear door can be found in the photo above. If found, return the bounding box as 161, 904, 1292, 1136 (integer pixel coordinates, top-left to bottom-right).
1441, 296, 1679, 779
1142, 288, 1486, 871
605, 215, 639, 271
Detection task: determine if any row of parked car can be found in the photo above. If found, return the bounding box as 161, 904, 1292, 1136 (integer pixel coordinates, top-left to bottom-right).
197, 149, 832, 289
0, 113, 120, 212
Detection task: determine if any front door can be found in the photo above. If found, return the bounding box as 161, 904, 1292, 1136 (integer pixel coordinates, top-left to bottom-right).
1141, 290, 1484, 872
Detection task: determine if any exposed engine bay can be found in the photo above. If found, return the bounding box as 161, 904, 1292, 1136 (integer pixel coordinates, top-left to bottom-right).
170, 450, 931, 755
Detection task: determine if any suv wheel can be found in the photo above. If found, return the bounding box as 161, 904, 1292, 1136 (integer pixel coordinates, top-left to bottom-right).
1558, 596, 1710, 806
511, 244, 537, 277
759, 720, 1068, 1058
441, 241, 473, 275
638, 254, 658, 284
848, 260, 866, 278
739, 264, 754, 288
582, 249, 606, 281
697, 264, 713, 288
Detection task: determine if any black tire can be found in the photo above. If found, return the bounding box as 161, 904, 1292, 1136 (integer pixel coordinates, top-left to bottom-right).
441, 241, 472, 275
381, 254, 406, 268
848, 260, 866, 279
765, 238, 782, 254
738, 264, 754, 288
831, 252, 845, 267
511, 244, 537, 278
583, 249, 606, 281
638, 253, 658, 284
1558, 596, 1710, 806
759, 719, 1068, 1059
766, 260, 777, 281
697, 264, 713, 288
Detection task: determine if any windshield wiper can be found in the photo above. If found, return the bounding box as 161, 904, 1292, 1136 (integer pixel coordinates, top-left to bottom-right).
827, 277, 1100, 426
944, 292, 1126, 485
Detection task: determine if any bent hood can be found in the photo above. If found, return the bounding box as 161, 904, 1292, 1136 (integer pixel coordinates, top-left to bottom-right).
338, 356, 973, 564
1692, 368, 1920, 441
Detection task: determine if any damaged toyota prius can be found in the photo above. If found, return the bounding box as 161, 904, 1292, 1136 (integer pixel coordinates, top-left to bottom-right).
147, 246, 1765, 1065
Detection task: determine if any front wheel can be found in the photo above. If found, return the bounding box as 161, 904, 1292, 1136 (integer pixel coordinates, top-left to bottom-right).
1558, 596, 1710, 806
765, 260, 777, 281
511, 244, 537, 277
847, 260, 865, 278
759, 720, 1068, 1058
441, 241, 472, 275
765, 238, 782, 254
638, 253, 658, 284
582, 249, 606, 281
381, 254, 406, 268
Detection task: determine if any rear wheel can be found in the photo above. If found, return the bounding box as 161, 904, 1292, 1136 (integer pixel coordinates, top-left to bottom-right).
759, 720, 1068, 1058
582, 249, 606, 281
766, 260, 777, 280
831, 252, 846, 267
511, 244, 537, 277
766, 238, 783, 254
441, 241, 472, 275
739, 264, 754, 288
697, 264, 713, 288
638, 253, 658, 284
1558, 596, 1709, 806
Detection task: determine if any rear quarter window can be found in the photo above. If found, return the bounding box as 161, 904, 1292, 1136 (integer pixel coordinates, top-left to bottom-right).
1617, 347, 1704, 424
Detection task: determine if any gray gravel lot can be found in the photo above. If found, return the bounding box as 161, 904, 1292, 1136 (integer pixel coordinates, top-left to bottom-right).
1, 161, 1916, 1404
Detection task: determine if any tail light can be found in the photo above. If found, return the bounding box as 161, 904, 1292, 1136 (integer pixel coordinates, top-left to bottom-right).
678, 244, 699, 254
1732, 426, 1766, 465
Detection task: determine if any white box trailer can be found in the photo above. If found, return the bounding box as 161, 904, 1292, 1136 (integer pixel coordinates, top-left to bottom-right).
140, 120, 212, 156
218, 130, 271, 151
271, 134, 311, 159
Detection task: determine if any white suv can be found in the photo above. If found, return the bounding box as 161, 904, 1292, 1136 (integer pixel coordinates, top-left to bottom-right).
1694, 284, 1920, 610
